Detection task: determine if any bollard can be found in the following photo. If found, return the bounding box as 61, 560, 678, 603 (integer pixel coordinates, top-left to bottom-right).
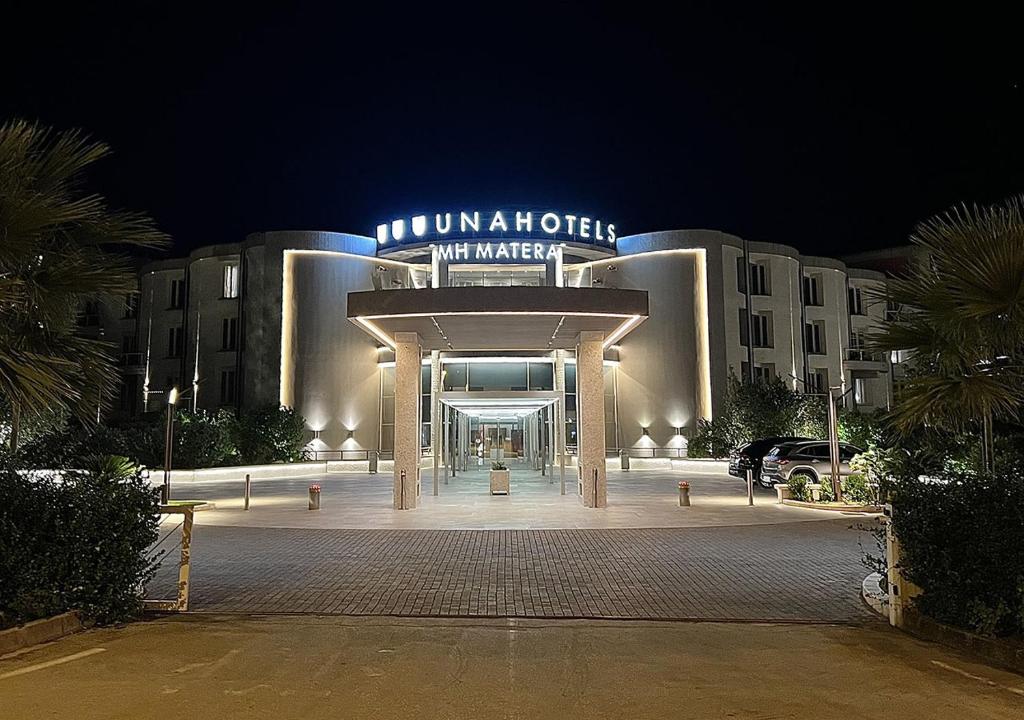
308, 483, 321, 510
746, 469, 755, 506
400, 469, 407, 509
244, 473, 251, 511
368, 449, 378, 474
620, 449, 630, 471
678, 481, 691, 506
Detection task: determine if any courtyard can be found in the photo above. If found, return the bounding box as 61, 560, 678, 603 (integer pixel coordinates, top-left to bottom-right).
147, 466, 879, 621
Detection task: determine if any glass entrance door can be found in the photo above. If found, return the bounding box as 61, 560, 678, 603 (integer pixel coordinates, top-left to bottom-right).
471, 419, 523, 460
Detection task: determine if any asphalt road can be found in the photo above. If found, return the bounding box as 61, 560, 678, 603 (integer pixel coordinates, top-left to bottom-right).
1, 616, 1021, 719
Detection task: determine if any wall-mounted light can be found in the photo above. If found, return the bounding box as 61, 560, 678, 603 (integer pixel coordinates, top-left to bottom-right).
312, 429, 321, 440
347, 429, 354, 439
673, 427, 683, 436
641, 427, 649, 436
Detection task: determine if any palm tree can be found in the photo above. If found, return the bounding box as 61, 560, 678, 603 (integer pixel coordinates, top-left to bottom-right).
0, 119, 168, 451
868, 196, 1024, 466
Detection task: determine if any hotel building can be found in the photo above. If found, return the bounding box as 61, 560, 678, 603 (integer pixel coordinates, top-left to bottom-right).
97, 210, 892, 507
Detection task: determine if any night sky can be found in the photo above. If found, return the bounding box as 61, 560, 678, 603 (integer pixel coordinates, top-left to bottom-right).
4, 3, 1022, 258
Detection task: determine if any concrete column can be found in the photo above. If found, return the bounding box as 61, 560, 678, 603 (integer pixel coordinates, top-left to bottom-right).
393, 332, 422, 509
577, 332, 607, 507
430, 350, 441, 496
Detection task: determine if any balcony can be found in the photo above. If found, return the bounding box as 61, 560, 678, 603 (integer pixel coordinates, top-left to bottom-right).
846, 348, 887, 371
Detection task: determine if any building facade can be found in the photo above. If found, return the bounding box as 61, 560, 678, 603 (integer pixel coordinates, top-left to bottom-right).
102, 214, 892, 476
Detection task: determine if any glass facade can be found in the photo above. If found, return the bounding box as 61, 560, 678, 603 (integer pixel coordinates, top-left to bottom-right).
377, 358, 619, 453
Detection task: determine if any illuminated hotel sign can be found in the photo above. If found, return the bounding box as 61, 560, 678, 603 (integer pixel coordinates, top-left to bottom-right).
434, 241, 562, 262
375, 209, 617, 248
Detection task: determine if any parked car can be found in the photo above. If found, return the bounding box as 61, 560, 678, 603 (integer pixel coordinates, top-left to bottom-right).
728, 437, 811, 481
759, 441, 863, 487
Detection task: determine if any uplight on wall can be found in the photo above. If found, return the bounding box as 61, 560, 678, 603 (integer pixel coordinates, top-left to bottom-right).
641, 427, 650, 436
673, 427, 683, 436
311, 429, 321, 440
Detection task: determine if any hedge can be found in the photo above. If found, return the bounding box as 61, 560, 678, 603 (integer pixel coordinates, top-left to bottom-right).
0, 455, 160, 628
892, 470, 1024, 637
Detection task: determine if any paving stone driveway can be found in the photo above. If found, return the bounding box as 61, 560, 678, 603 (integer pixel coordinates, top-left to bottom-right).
148, 518, 879, 623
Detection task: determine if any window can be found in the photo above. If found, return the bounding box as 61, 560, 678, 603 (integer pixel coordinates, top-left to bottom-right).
885, 300, 901, 321
168, 327, 184, 357
854, 377, 868, 406
223, 264, 240, 299
805, 321, 825, 354
220, 369, 237, 405
802, 274, 823, 306
169, 279, 186, 309
749, 262, 770, 295
848, 286, 864, 315
738, 309, 772, 347
737, 259, 770, 295
807, 368, 828, 394
78, 300, 101, 327
751, 312, 772, 348
848, 331, 874, 361
753, 364, 775, 383
221, 317, 238, 351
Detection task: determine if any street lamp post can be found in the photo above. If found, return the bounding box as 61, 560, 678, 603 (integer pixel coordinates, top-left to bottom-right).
162, 387, 179, 504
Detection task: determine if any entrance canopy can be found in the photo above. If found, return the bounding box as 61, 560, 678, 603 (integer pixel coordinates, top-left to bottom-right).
440, 390, 558, 421
347, 286, 648, 351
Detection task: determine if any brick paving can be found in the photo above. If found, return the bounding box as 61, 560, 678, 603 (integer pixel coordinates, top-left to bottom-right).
147, 519, 877, 622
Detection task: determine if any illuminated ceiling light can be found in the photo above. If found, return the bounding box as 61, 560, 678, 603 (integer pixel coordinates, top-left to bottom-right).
376, 224, 388, 244
391, 219, 406, 241
412, 215, 428, 237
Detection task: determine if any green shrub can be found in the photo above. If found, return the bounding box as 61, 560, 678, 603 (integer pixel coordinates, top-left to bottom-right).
843, 473, 873, 504
786, 472, 813, 501
0, 455, 160, 627
231, 405, 308, 465
15, 404, 309, 470
891, 470, 1024, 637
817, 476, 836, 502
174, 408, 236, 468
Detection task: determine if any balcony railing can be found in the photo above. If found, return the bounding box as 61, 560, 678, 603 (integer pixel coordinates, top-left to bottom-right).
846, 348, 884, 363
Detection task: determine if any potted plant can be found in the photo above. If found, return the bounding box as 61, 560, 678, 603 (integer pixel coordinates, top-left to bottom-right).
678, 480, 691, 506
490, 460, 510, 495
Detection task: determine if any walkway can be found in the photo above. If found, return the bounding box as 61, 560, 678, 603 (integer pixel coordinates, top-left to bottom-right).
165, 466, 855, 530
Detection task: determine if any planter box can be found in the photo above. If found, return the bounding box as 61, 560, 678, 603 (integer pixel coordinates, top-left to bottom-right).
489, 470, 510, 495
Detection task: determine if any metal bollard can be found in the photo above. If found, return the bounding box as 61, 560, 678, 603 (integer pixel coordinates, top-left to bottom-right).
244, 473, 251, 511
368, 449, 378, 474
400, 469, 407, 509
308, 483, 321, 510
678, 481, 691, 506
620, 449, 630, 471
746, 469, 755, 506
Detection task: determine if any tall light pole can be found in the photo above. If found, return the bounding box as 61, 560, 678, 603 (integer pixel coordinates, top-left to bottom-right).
162, 386, 179, 504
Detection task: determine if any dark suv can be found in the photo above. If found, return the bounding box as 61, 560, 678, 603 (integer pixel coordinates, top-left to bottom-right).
728, 437, 811, 481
